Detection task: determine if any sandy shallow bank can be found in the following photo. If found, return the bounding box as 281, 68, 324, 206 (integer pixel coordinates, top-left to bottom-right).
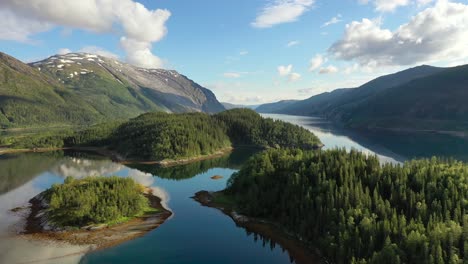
17, 188, 172, 252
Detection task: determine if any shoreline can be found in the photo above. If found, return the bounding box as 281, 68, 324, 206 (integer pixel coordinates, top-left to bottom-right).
0, 146, 234, 167
18, 188, 172, 251
192, 191, 323, 264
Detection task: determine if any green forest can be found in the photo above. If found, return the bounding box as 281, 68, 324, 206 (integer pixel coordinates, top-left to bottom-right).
44, 176, 150, 227
7, 109, 321, 161
226, 149, 467, 264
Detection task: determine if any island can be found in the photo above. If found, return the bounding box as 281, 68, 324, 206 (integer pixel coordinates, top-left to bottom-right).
19, 176, 171, 250
195, 148, 467, 264
1, 109, 322, 165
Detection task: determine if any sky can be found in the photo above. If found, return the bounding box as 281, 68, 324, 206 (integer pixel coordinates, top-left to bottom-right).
1, 0, 468, 104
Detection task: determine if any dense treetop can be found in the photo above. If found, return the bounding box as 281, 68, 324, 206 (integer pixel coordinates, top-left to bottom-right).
9, 109, 321, 161
226, 148, 467, 264
44, 176, 150, 227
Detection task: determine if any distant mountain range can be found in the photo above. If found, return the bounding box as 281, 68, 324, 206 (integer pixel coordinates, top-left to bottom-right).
0, 52, 224, 128
221, 102, 259, 110
257, 64, 468, 132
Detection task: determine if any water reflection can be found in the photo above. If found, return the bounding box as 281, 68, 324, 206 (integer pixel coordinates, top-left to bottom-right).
129, 147, 259, 181
0, 152, 62, 195
2, 115, 468, 264
263, 114, 468, 162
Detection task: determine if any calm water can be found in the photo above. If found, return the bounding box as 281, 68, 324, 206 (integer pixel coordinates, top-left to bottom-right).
1, 114, 468, 264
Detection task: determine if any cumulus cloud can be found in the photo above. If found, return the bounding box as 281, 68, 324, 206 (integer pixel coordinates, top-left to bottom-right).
329, 1, 468, 67
287, 40, 300, 47
0, 0, 170, 68
278, 64, 293, 76
79, 46, 119, 59
288, 72, 302, 82
359, 0, 410, 12
252, 0, 315, 28
319, 65, 339, 74
0, 9, 51, 42
309, 54, 325, 71
57, 48, 72, 55
120, 37, 163, 68
321, 14, 342, 28
278, 64, 301, 82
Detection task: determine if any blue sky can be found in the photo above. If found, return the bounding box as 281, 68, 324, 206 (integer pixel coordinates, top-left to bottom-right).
1, 0, 468, 104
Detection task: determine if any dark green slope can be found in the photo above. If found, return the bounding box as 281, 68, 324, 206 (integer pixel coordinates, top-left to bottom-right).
267, 65, 444, 117
256, 64, 468, 131
344, 65, 468, 131
10, 109, 322, 161
34, 54, 164, 119
0, 52, 102, 128
255, 100, 299, 113
279, 88, 351, 116
0, 52, 225, 128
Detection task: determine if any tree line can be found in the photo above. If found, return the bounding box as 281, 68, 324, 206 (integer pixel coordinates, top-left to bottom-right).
8, 109, 322, 161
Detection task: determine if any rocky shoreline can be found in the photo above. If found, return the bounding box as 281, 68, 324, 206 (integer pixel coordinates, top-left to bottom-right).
193, 191, 323, 264
17, 188, 172, 251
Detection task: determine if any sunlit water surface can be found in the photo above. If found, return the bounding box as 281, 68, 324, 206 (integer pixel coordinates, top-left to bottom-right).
2, 114, 468, 264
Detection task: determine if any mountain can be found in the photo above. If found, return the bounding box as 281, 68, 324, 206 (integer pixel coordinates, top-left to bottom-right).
343, 65, 468, 131
255, 100, 298, 113
258, 65, 444, 116
0, 52, 103, 127
0, 52, 225, 128
256, 64, 468, 131
221, 102, 259, 110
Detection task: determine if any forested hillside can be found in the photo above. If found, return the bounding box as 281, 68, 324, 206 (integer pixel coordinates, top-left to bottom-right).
0, 52, 102, 127
8, 109, 321, 161
226, 149, 467, 264
256, 64, 468, 131
0, 52, 225, 128
214, 109, 321, 148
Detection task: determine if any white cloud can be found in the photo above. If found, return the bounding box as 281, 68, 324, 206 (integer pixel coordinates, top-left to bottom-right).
239, 51, 249, 56
278, 64, 301, 82
375, 0, 410, 12
278, 64, 293, 76
0, 9, 51, 43
223, 72, 242, 78
416, 0, 435, 6
319, 65, 339, 74
359, 0, 410, 12
329, 1, 468, 67
120, 37, 163, 68
287, 40, 300, 47
79, 46, 119, 59
321, 14, 342, 28
0, 0, 170, 68
288, 72, 301, 82
57, 48, 71, 55
252, 0, 315, 28
309, 54, 325, 71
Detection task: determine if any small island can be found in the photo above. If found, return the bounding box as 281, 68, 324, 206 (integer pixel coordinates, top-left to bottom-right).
20, 176, 171, 250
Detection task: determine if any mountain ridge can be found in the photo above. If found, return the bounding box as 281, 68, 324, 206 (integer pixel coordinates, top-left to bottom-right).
0, 52, 225, 128
256, 64, 468, 131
